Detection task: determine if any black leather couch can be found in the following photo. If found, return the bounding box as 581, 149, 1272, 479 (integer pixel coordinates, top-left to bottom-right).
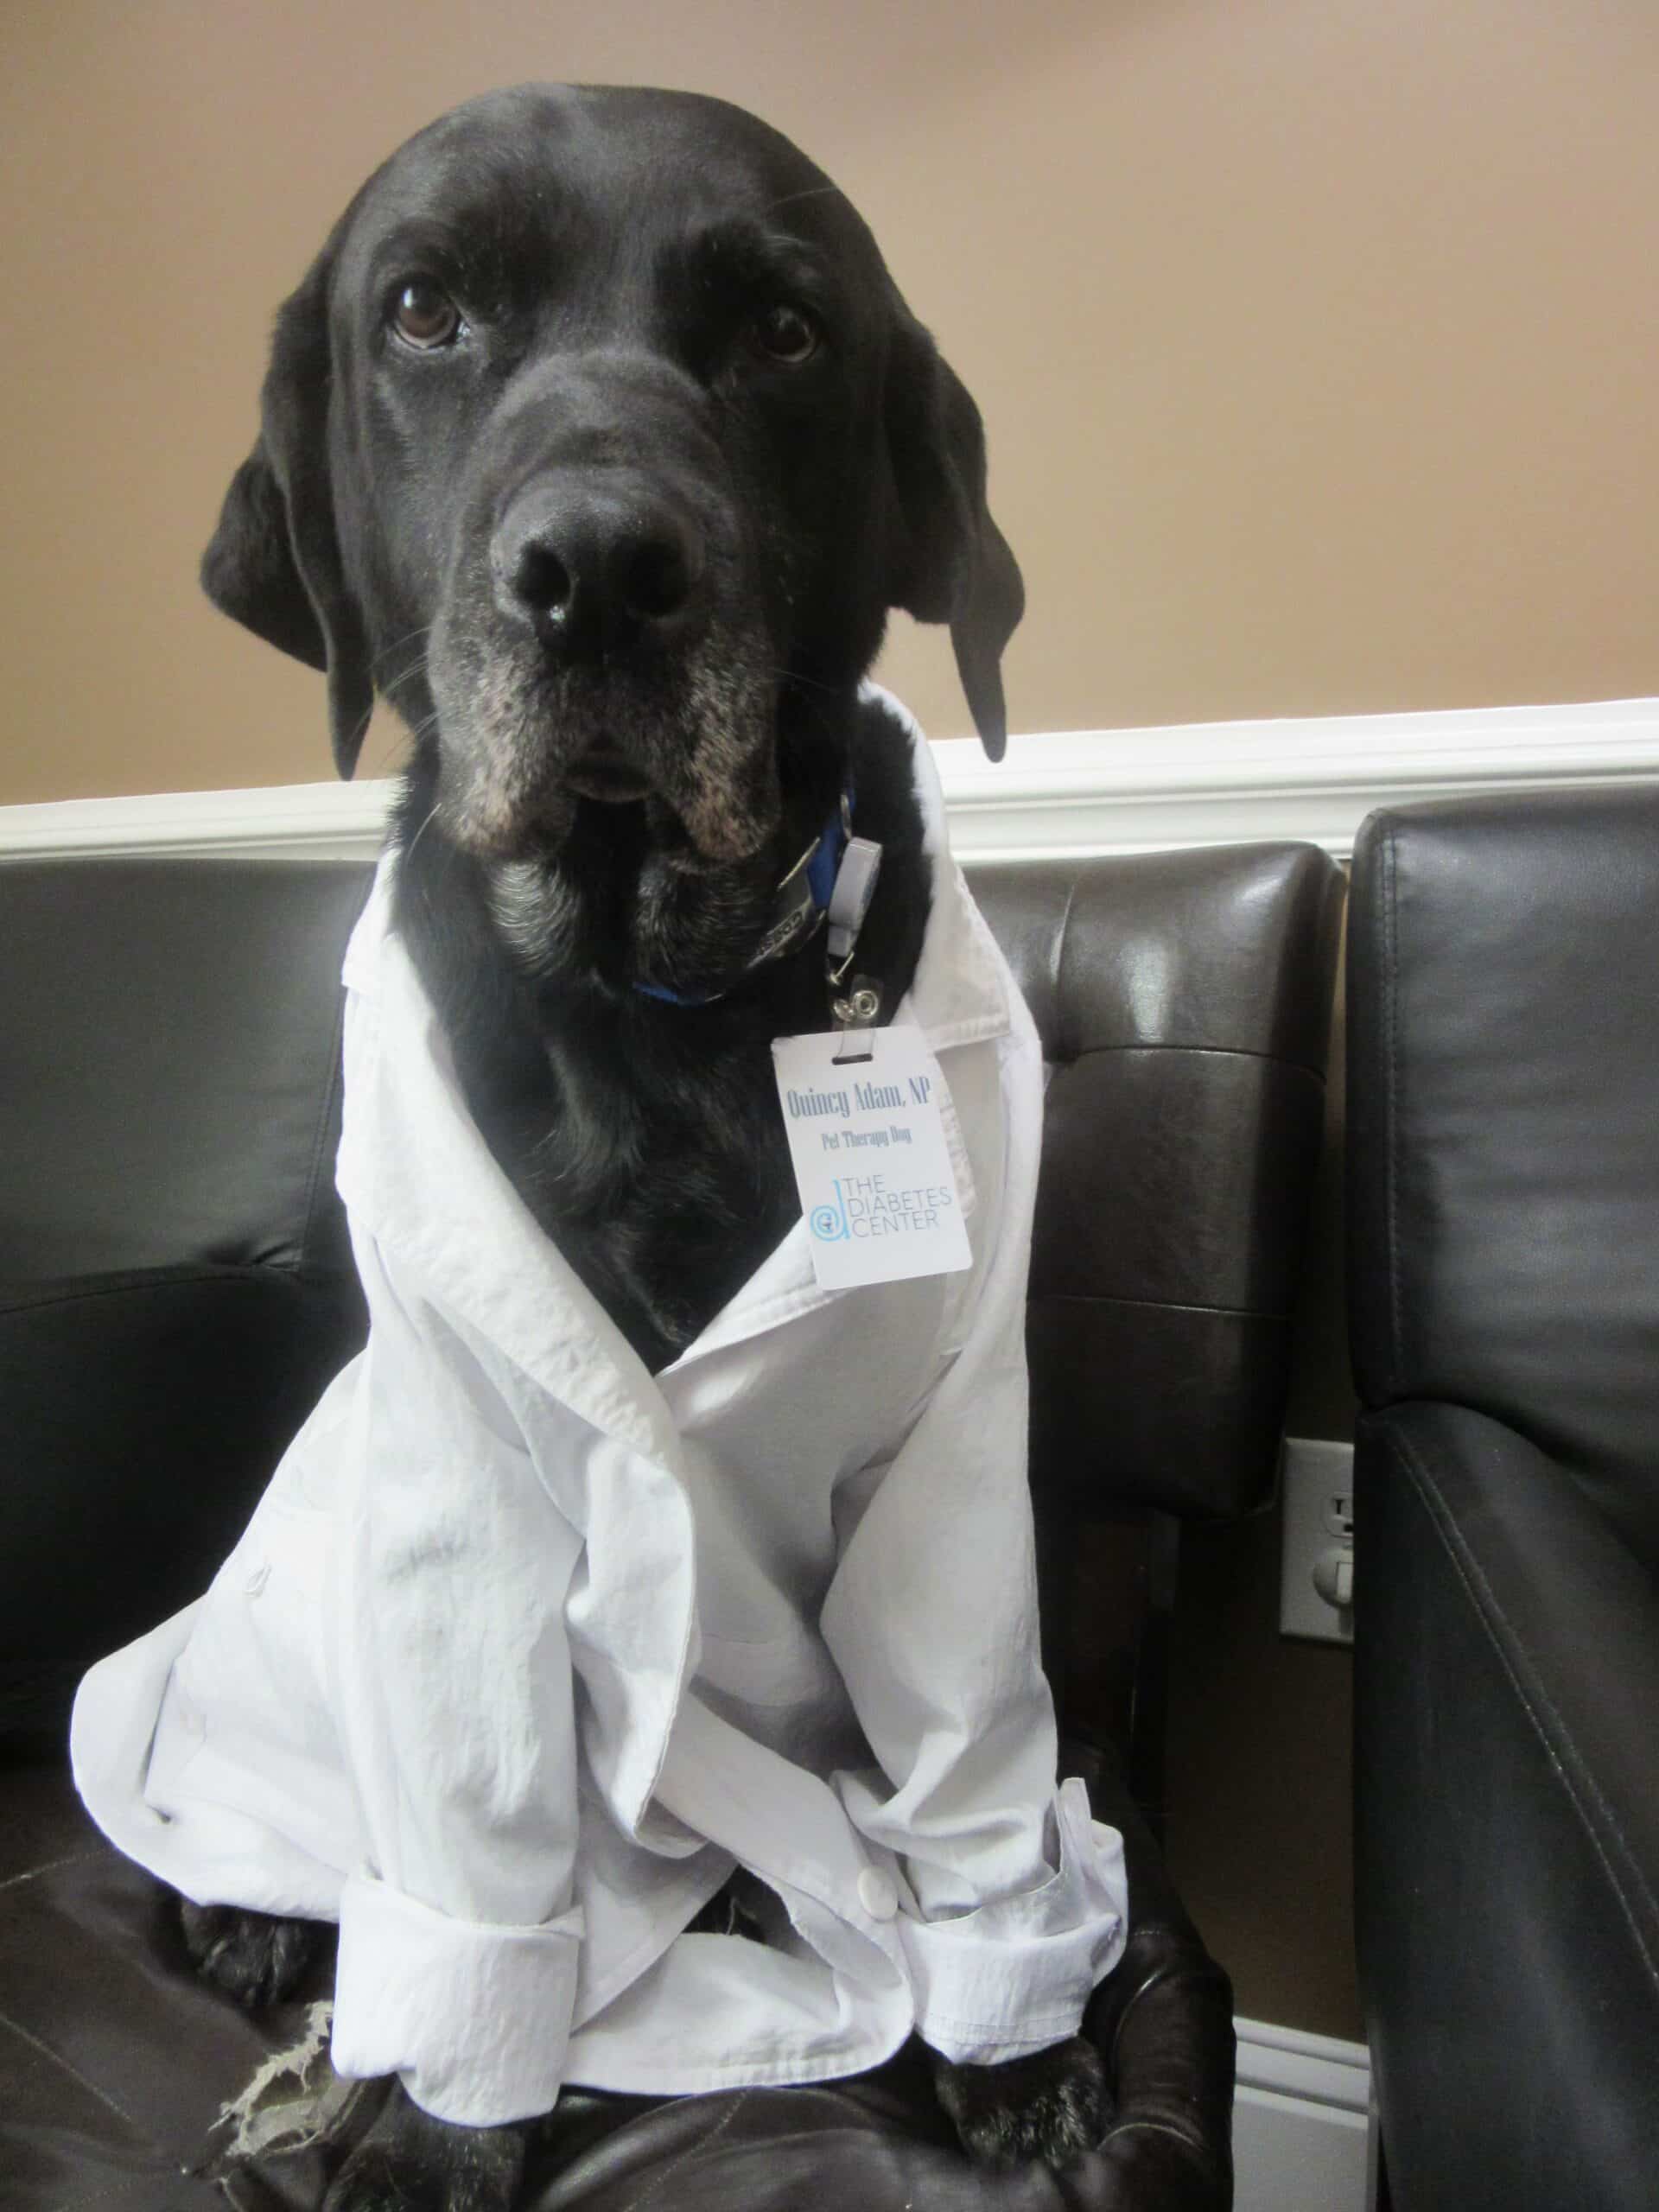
1346, 787, 1659, 2211
1, 836, 1342, 2210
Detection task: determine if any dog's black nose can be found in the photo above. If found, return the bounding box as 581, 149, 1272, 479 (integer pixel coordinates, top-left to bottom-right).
494, 484, 706, 658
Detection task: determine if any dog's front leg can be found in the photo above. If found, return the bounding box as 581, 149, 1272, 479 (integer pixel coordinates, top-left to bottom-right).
931, 2036, 1109, 2171
177, 1896, 329, 2008
324, 2078, 528, 2212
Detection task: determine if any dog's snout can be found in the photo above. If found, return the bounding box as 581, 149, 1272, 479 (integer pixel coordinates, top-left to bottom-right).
495, 486, 707, 658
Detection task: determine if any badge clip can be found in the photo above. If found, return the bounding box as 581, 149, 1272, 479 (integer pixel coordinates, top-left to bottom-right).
831, 976, 883, 1065
826, 828, 883, 1057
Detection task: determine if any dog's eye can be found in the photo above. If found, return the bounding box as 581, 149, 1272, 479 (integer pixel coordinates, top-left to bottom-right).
747, 303, 821, 365
390, 279, 462, 350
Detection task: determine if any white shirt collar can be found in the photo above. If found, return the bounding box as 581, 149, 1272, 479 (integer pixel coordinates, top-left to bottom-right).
336, 697, 1010, 1441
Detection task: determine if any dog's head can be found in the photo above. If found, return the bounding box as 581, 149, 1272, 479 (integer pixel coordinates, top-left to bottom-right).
203, 85, 1022, 868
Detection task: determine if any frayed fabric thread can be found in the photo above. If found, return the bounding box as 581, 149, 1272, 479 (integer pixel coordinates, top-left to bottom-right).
207, 1999, 371, 2165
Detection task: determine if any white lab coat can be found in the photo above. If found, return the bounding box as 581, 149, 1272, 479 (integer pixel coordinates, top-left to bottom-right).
70, 702, 1128, 2130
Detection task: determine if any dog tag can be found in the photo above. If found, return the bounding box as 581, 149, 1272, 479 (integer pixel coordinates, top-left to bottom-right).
772, 1026, 972, 1288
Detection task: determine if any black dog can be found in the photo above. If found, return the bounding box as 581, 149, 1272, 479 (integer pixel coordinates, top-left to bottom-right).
188, 83, 1105, 2210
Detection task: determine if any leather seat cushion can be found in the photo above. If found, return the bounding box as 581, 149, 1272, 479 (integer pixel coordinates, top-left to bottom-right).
0, 1763, 1230, 2212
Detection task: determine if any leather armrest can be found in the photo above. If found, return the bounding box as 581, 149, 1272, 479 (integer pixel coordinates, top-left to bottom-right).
0, 1265, 364, 1752
1075, 1752, 1236, 2210
1355, 1399, 1659, 2209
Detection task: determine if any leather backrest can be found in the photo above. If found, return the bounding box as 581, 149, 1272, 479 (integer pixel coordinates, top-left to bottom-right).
0, 842, 1342, 1529
1347, 788, 1659, 1564
968, 844, 1344, 1520
0, 858, 370, 1288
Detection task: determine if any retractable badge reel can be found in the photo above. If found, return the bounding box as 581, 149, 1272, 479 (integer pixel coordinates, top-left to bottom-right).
826, 810, 884, 1065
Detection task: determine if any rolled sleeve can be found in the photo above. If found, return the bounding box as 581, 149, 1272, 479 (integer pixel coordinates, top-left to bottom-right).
898, 1778, 1128, 2065
333, 1870, 585, 2125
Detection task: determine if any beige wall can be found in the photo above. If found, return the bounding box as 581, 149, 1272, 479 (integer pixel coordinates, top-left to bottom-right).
4, 0, 1659, 804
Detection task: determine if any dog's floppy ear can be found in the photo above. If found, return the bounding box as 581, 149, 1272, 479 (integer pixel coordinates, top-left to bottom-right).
200, 252, 374, 779
880, 308, 1025, 761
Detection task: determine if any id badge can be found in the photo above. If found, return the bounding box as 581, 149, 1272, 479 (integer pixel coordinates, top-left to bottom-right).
771, 1026, 973, 1289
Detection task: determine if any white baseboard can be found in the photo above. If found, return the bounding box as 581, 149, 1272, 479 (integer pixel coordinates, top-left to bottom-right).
3, 695, 1656, 865
1235, 2017, 1372, 2212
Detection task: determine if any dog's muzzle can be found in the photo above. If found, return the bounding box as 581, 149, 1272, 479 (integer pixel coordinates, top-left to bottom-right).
430, 482, 782, 861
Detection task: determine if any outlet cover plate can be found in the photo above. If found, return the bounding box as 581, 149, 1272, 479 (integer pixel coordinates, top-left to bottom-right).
1280, 1437, 1356, 1645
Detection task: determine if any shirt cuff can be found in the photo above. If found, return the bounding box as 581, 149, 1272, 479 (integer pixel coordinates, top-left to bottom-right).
897, 1777, 1128, 2065
332, 1868, 584, 2125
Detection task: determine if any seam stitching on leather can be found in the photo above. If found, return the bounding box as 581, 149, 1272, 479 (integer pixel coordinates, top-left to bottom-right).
1110, 1964, 1238, 2079
9, 2177, 149, 2212
614, 2088, 750, 2211
1033, 1290, 1290, 1322
0, 1847, 101, 1897
0, 1267, 286, 1320
1101, 2115, 1217, 2166
1052, 876, 1079, 1064
1387, 1421, 1659, 1991
0, 2001, 159, 2151
1382, 822, 1404, 1398
1105, 1963, 1183, 2076
1060, 1040, 1325, 1072
298, 974, 352, 1274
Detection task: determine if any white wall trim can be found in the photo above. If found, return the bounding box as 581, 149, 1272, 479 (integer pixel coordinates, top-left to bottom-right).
3, 696, 1656, 866
1236, 2015, 1370, 2113
1234, 2017, 1372, 2212
937, 695, 1659, 861
0, 777, 394, 866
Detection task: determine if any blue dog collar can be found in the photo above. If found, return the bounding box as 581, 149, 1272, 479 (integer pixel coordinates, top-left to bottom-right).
634, 786, 855, 1008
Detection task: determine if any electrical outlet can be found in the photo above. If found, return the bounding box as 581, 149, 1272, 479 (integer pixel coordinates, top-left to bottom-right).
1280, 1436, 1356, 1644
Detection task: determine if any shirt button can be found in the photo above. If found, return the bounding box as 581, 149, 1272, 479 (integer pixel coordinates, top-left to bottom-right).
244, 1561, 270, 1597
856, 1866, 898, 1922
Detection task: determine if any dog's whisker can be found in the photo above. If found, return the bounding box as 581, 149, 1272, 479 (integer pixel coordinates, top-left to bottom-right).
402, 802, 442, 866
379, 652, 438, 701
372, 622, 434, 672
764, 666, 840, 699
397, 706, 446, 752
763, 183, 845, 213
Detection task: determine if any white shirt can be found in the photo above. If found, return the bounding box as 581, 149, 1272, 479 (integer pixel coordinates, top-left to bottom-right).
70, 704, 1128, 2130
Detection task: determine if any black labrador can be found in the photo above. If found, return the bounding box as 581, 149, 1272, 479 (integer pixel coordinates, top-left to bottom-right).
188, 82, 1104, 2211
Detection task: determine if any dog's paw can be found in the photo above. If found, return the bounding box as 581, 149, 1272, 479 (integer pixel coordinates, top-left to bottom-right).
932, 2036, 1110, 2171
177, 1897, 326, 2009
323, 2082, 526, 2212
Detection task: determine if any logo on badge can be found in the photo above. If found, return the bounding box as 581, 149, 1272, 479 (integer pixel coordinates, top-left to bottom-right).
810, 1197, 848, 1242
